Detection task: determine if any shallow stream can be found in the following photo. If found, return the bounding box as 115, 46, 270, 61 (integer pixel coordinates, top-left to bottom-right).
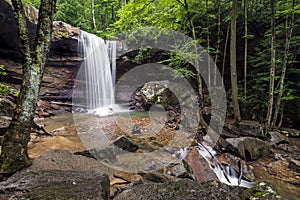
29, 113, 300, 200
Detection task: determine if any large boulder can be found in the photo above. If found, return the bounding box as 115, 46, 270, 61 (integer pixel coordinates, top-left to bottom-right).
239, 120, 265, 138
226, 137, 271, 161
114, 179, 284, 200
141, 80, 179, 109
0, 170, 110, 200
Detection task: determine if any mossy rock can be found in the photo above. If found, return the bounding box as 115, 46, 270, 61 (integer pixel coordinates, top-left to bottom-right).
0, 170, 110, 200
242, 182, 285, 200
114, 179, 285, 200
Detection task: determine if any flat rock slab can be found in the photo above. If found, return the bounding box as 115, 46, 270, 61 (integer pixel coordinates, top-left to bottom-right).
29, 149, 115, 175
0, 170, 109, 200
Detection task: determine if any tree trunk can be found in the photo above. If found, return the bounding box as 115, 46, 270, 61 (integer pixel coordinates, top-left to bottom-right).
92, 0, 97, 30
271, 0, 295, 128
222, 23, 230, 81
243, 0, 248, 98
0, 0, 56, 174
230, 0, 241, 124
266, 0, 276, 129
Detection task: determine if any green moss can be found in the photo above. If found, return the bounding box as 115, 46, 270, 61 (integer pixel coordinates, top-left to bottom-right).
242, 182, 284, 200
58, 32, 69, 39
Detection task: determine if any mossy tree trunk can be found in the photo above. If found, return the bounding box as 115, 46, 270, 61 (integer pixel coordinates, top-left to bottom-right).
0, 0, 56, 174
230, 0, 241, 124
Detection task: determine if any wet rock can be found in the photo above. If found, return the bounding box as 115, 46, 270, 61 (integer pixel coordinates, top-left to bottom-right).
288, 158, 300, 173
226, 137, 271, 161
113, 135, 139, 152
239, 120, 265, 138
132, 124, 141, 135
268, 131, 292, 152
77, 137, 138, 162
183, 148, 218, 182
167, 159, 195, 180
0, 170, 110, 200
114, 179, 284, 200
215, 153, 256, 182
90, 146, 117, 162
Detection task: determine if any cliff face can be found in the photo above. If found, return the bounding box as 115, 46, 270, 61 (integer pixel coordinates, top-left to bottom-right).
0, 0, 82, 115
0, 0, 37, 61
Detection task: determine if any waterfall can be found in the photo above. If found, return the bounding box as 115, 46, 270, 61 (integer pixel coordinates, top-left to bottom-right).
78, 30, 116, 116
105, 40, 117, 88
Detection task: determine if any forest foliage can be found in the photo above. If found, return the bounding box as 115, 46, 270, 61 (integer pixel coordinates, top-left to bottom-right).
25, 0, 300, 128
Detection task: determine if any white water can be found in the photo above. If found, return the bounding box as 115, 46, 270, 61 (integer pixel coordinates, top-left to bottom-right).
106, 40, 117, 88
78, 31, 117, 116
179, 142, 254, 188
196, 143, 254, 188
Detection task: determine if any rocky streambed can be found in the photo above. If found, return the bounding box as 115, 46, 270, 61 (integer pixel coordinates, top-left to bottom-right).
0, 113, 299, 199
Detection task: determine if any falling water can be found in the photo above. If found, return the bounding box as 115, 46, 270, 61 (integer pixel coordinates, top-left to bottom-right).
78, 30, 116, 116
106, 40, 117, 88
179, 142, 254, 188
197, 143, 254, 188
